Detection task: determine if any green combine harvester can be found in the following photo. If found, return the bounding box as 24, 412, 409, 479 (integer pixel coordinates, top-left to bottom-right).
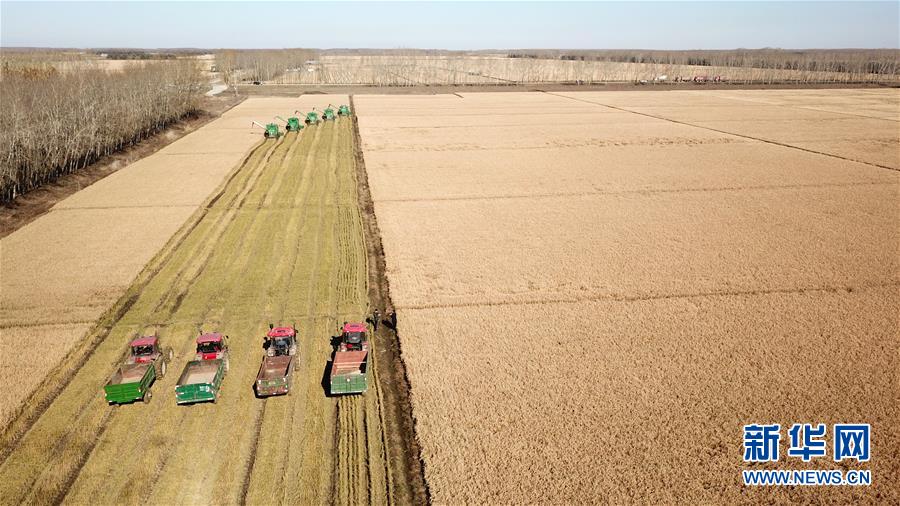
298, 109, 320, 126
322, 104, 336, 121
251, 121, 282, 139
276, 115, 302, 132
337, 104, 351, 116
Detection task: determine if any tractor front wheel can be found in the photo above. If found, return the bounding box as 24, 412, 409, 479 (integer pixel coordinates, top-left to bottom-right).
166, 347, 174, 361
159, 360, 167, 378
224, 357, 230, 372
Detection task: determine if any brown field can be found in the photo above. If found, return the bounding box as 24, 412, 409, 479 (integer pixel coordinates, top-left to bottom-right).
0, 97, 313, 426
356, 89, 900, 503
273, 55, 900, 85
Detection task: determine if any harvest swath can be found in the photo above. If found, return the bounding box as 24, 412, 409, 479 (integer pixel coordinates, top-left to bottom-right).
0, 115, 394, 504
357, 89, 900, 504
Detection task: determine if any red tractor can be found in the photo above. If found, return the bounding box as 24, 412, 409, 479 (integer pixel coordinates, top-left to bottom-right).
195, 332, 229, 371
265, 325, 298, 357
123, 335, 174, 377
338, 322, 368, 352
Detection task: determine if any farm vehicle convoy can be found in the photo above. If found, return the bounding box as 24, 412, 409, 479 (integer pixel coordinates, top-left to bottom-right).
249, 103, 352, 138
103, 322, 370, 404
250, 103, 350, 137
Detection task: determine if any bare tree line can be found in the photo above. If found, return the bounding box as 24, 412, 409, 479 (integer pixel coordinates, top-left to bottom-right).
215, 49, 315, 85
512, 49, 900, 81
1, 59, 204, 201
246, 48, 899, 86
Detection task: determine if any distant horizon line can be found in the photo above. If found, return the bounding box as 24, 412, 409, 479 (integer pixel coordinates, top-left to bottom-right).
3, 46, 899, 51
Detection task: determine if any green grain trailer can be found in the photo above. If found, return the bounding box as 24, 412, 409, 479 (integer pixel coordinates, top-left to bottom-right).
329, 322, 369, 395
105, 363, 156, 404
276, 115, 303, 132
175, 359, 225, 405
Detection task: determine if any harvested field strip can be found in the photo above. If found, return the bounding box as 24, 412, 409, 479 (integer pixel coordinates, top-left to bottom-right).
0, 113, 395, 505
545, 91, 900, 171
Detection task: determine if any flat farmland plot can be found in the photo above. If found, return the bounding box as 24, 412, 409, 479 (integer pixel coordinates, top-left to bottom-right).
555, 89, 900, 169
355, 89, 900, 503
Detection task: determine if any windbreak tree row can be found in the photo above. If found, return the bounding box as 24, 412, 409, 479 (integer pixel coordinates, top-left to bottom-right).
0, 60, 204, 201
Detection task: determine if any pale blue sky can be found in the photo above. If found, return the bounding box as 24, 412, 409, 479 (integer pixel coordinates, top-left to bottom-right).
1, 1, 898, 49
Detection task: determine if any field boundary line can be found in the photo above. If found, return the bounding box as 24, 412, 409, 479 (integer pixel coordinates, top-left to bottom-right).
374, 181, 895, 204
350, 95, 432, 505
397, 281, 900, 311
542, 91, 900, 172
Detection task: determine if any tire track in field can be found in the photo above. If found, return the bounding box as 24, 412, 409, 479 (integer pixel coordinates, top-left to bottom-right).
0, 140, 279, 506
54, 134, 294, 505
56, 138, 290, 505
278, 121, 340, 505
334, 115, 383, 506
237, 127, 323, 505
147, 136, 286, 318
146, 133, 308, 505
125, 136, 300, 504
350, 94, 432, 505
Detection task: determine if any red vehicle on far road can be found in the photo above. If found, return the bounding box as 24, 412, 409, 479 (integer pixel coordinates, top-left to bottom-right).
195, 332, 229, 371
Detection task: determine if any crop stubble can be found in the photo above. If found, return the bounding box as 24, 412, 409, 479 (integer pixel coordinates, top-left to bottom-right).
0, 97, 396, 505
356, 89, 900, 503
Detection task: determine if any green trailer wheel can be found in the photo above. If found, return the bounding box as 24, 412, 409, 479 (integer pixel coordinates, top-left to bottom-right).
142, 390, 152, 404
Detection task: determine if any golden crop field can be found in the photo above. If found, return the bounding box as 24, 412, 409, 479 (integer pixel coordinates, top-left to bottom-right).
0, 99, 424, 505
355, 89, 900, 503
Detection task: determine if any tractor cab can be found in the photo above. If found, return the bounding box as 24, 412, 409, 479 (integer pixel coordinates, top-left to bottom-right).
337, 105, 351, 116
339, 322, 368, 352
128, 336, 160, 364
195, 332, 228, 361
265, 325, 298, 357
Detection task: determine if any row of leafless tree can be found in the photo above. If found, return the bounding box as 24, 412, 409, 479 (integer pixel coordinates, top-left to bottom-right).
511, 49, 900, 80
0, 60, 204, 201
215, 49, 315, 85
